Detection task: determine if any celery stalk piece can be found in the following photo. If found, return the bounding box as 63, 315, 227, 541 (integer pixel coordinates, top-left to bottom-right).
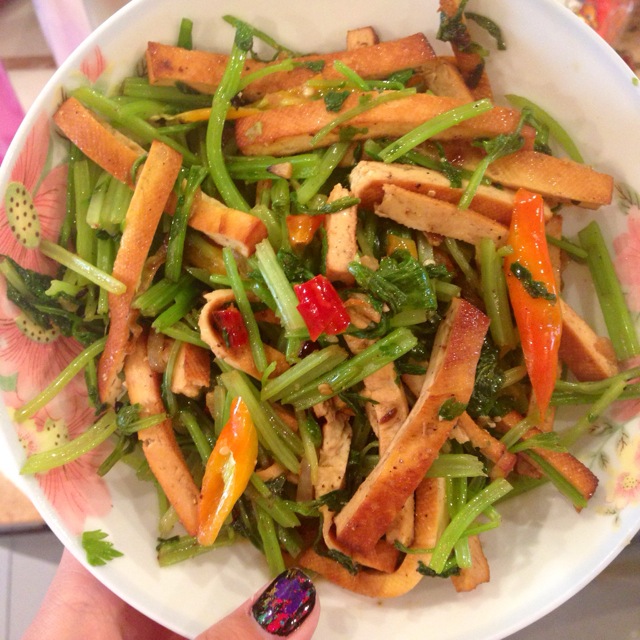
178, 410, 212, 463
426, 454, 487, 478
379, 98, 493, 163
296, 142, 350, 205
523, 451, 589, 509
177, 17, 193, 49
545, 234, 588, 261
560, 378, 628, 447
297, 411, 320, 485
151, 286, 201, 331
254, 239, 308, 339
134, 276, 186, 316
158, 321, 208, 349
505, 94, 584, 163
73, 86, 199, 165
283, 327, 418, 409
222, 247, 269, 373
237, 58, 296, 91
248, 474, 301, 528
205, 23, 252, 212
165, 166, 208, 282
40, 239, 125, 294
479, 238, 517, 350
260, 344, 349, 401
428, 478, 512, 574
256, 505, 286, 576
162, 338, 181, 417
14, 337, 107, 423
157, 533, 235, 566
121, 78, 213, 109
578, 221, 640, 361
20, 410, 118, 475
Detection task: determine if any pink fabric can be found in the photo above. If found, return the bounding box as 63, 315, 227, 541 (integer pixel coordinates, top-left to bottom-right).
32, 0, 93, 66
0, 61, 24, 166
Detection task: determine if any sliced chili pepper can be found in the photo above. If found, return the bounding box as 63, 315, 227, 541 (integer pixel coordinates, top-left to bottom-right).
197, 397, 258, 546
212, 306, 249, 348
286, 214, 324, 246
293, 274, 350, 341
504, 188, 562, 418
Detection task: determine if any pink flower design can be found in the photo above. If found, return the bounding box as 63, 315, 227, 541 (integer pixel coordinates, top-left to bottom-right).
80, 46, 107, 84
0, 109, 85, 401
613, 205, 640, 313
16, 390, 112, 534
0, 112, 67, 274
613, 471, 640, 504
607, 434, 640, 509
0, 261, 85, 403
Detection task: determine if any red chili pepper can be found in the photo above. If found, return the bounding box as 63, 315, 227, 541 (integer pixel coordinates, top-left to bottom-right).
197, 397, 258, 546
504, 188, 562, 418
293, 274, 350, 341
212, 306, 249, 347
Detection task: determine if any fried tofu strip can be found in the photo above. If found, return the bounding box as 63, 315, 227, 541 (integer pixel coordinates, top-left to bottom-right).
438, 0, 488, 94
375, 184, 508, 247
53, 97, 145, 187
98, 141, 183, 405
344, 331, 414, 545
235, 93, 535, 156
478, 150, 613, 209
559, 299, 619, 381
419, 57, 475, 101
450, 535, 490, 592
198, 289, 288, 379
124, 332, 200, 536
169, 189, 268, 258
350, 160, 553, 225
170, 342, 211, 398
297, 477, 447, 597
324, 184, 358, 285
334, 298, 490, 555
346, 26, 380, 49
313, 400, 400, 574
147, 33, 434, 102
454, 412, 516, 479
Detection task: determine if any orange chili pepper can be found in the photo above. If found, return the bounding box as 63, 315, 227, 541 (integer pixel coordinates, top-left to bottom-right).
286, 214, 324, 246
504, 188, 562, 418
197, 397, 258, 546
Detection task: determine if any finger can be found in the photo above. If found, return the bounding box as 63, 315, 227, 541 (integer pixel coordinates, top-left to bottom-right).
195, 568, 319, 640
23, 549, 184, 640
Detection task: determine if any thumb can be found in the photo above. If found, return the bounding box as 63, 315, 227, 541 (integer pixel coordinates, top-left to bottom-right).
195, 568, 319, 640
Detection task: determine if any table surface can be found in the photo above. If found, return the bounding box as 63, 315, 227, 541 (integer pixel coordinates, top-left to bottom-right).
0, 1, 639, 638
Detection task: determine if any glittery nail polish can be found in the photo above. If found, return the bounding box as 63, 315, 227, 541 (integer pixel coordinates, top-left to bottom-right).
252, 568, 316, 636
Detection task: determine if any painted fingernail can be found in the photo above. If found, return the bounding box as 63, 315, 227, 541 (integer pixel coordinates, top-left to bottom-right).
252, 567, 316, 637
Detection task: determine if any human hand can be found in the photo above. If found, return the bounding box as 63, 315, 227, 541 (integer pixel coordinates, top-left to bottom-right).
22, 549, 319, 640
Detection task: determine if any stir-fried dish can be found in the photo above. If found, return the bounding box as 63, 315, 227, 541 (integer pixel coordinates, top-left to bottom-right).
6, 0, 640, 597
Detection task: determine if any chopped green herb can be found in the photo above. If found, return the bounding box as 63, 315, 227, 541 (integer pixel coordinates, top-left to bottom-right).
438, 398, 467, 420
81, 529, 124, 566
510, 261, 557, 301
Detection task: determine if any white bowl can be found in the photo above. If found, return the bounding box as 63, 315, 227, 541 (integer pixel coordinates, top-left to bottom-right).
1, 1, 640, 638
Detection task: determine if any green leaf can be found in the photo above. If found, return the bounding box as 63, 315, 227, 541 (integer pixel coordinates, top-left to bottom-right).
81, 529, 124, 566
324, 90, 351, 113
510, 261, 557, 301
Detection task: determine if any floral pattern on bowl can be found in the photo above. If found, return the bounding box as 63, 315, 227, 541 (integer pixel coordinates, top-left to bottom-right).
0, 45, 112, 534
